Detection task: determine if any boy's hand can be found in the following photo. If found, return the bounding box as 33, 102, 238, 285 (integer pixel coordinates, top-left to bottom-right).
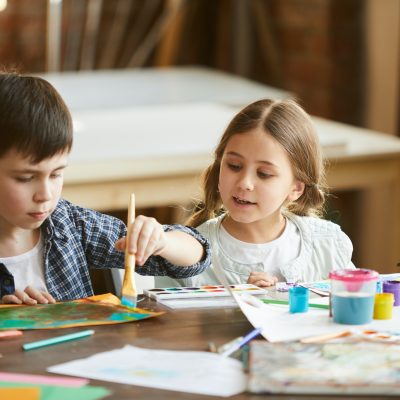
115, 215, 166, 266
1, 286, 56, 305
247, 271, 278, 288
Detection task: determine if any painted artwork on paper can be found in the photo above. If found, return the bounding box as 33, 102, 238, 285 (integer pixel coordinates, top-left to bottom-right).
0, 293, 163, 330
248, 340, 400, 395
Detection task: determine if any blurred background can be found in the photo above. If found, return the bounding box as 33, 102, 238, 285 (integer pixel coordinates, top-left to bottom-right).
1, 0, 398, 132
0, 0, 399, 284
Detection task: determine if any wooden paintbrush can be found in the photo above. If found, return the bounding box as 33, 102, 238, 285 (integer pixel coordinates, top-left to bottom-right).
121, 193, 138, 308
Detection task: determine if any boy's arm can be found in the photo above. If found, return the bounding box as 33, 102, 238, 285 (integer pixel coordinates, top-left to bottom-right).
157, 230, 204, 266
136, 224, 211, 279
67, 200, 210, 278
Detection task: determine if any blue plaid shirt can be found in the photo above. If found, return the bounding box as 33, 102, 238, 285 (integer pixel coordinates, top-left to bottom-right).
40, 198, 210, 301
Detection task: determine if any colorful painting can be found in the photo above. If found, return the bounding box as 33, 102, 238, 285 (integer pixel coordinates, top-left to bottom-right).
248, 340, 400, 395
0, 293, 163, 330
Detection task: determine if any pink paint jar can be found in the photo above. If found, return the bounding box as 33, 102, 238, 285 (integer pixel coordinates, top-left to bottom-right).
329, 269, 379, 325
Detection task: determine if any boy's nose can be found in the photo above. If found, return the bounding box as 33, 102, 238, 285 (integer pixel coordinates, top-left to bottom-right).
33, 182, 52, 202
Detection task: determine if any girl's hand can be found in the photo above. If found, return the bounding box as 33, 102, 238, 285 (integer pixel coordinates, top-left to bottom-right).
1, 286, 56, 305
115, 215, 166, 266
247, 271, 278, 288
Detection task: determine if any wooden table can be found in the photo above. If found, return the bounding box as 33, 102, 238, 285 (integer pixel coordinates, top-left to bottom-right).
0, 297, 393, 400
42, 67, 400, 273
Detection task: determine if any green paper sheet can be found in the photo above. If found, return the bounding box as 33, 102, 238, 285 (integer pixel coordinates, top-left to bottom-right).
0, 382, 110, 400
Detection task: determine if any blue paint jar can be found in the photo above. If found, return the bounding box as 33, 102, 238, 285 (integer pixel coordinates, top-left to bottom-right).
329, 269, 379, 325
289, 286, 309, 313
331, 294, 375, 324
376, 279, 383, 293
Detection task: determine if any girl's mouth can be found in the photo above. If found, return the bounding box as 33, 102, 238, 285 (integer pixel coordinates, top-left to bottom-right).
233, 196, 255, 205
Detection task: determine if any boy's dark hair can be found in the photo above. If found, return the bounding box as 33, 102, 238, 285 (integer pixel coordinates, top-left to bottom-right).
0, 71, 73, 162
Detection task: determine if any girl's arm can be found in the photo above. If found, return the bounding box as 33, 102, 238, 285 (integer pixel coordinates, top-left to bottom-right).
247, 271, 278, 287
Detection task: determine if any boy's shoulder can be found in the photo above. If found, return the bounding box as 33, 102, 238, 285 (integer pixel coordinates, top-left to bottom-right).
51, 198, 90, 222
48, 198, 125, 232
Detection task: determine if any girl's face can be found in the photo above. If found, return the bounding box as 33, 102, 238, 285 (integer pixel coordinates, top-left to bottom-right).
218, 128, 304, 227
0, 149, 68, 233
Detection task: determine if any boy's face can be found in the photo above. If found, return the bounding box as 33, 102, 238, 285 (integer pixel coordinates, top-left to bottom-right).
0, 149, 68, 231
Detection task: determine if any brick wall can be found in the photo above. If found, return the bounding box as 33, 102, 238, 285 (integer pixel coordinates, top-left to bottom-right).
0, 0, 47, 72
0, 0, 365, 125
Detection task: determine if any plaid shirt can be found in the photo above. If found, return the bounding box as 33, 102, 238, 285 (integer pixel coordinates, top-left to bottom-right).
41, 198, 211, 301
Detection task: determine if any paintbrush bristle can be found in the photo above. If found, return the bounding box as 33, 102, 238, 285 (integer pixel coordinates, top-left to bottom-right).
121, 294, 137, 308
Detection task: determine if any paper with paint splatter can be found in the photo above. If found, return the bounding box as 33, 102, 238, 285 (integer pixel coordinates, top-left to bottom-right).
0, 293, 163, 330
248, 341, 400, 395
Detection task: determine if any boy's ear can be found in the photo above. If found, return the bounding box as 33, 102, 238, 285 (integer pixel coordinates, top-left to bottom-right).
288, 180, 305, 202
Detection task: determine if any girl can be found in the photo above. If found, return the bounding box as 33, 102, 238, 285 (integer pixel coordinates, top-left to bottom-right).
158, 98, 355, 288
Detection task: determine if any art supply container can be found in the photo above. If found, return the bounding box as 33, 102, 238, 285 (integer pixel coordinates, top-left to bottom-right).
382, 280, 400, 306
373, 293, 394, 320
329, 269, 379, 325
289, 286, 309, 313
376, 278, 383, 293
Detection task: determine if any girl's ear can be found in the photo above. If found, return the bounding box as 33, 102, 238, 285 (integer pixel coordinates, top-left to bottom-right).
288, 180, 305, 202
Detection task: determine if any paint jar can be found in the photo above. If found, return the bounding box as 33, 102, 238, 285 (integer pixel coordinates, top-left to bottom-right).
376, 278, 383, 294
329, 269, 379, 325
289, 286, 309, 313
382, 280, 400, 306
373, 293, 394, 320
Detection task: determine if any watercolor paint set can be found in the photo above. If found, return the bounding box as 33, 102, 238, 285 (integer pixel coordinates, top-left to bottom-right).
143, 284, 267, 300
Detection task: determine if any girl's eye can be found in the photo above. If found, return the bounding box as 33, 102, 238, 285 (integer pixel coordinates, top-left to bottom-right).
51, 173, 62, 179
258, 171, 272, 179
227, 163, 241, 171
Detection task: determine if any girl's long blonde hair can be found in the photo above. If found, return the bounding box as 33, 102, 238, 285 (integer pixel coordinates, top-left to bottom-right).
187, 98, 327, 227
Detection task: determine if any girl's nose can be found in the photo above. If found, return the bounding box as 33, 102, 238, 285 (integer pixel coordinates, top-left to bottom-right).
238, 172, 254, 191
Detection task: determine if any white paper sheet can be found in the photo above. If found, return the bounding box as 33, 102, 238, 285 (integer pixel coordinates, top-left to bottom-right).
48, 345, 246, 397
159, 297, 239, 309
234, 293, 400, 342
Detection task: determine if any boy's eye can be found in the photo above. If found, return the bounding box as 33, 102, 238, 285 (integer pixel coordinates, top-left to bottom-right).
16, 176, 33, 183
51, 173, 62, 179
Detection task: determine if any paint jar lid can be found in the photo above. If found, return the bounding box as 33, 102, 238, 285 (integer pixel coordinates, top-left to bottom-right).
289, 286, 309, 296
329, 268, 379, 282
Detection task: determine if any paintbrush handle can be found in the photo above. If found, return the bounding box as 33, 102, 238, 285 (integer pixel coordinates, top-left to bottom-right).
300, 330, 350, 344
122, 194, 137, 297
122, 265, 136, 291
125, 193, 136, 267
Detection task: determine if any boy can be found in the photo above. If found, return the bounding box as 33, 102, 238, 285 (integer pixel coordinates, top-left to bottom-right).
0, 71, 210, 304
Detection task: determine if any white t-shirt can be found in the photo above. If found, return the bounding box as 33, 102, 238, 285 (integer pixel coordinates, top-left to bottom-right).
218, 218, 301, 281
0, 234, 47, 293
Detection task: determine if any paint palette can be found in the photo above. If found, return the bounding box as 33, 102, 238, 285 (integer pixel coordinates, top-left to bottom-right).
144, 284, 267, 300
